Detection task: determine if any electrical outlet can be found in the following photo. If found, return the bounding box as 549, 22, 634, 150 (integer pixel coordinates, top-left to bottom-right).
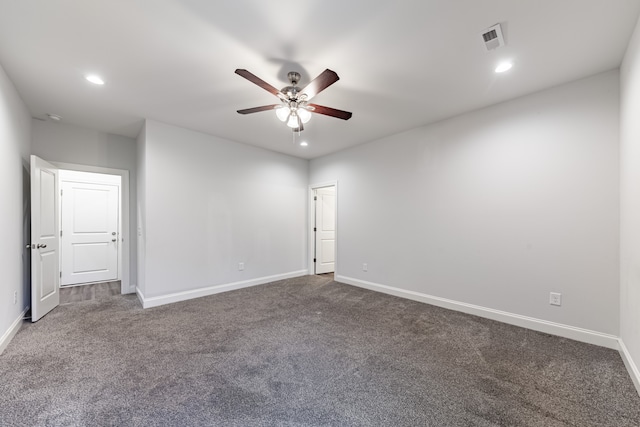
362, 263, 368, 272
549, 292, 562, 306
13, 291, 17, 305
238, 262, 244, 271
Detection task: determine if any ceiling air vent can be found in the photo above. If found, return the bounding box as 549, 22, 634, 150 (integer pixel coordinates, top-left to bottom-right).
481, 23, 505, 52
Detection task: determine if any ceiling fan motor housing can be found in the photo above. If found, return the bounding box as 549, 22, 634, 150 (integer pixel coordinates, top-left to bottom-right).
287, 71, 301, 85
281, 86, 300, 98
282, 71, 303, 99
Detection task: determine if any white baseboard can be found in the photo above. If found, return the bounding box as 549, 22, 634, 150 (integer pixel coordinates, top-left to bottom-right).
618, 339, 640, 396
136, 270, 308, 309
336, 275, 619, 350
0, 307, 29, 355
135, 287, 145, 307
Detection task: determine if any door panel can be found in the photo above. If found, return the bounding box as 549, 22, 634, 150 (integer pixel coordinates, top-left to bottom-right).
322, 196, 335, 231
61, 181, 119, 285
31, 155, 60, 322
315, 186, 336, 274
73, 188, 110, 232
72, 243, 110, 272
39, 251, 57, 298
320, 240, 335, 264
39, 169, 56, 237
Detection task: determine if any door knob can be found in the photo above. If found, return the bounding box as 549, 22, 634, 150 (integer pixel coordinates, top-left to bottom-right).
36, 244, 47, 249
112, 232, 116, 235
112, 239, 117, 242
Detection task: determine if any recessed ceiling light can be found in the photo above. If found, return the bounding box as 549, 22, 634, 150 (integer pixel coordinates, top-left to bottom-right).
85, 74, 105, 85
47, 113, 62, 121
300, 141, 308, 147
495, 62, 513, 73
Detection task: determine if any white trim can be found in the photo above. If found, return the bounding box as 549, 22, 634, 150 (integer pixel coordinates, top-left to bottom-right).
51, 161, 133, 294
58, 170, 122, 288
0, 308, 29, 355
308, 181, 338, 276
136, 287, 145, 307
619, 339, 640, 396
136, 270, 308, 309
336, 275, 620, 349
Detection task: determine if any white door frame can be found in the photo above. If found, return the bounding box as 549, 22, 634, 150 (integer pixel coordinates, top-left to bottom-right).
51, 161, 132, 294
308, 181, 338, 276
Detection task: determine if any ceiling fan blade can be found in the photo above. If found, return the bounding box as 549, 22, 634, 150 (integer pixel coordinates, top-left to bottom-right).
300, 69, 339, 100
237, 104, 280, 114
308, 103, 352, 120
235, 69, 284, 98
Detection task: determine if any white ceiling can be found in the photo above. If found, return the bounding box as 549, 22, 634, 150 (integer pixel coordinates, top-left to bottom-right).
0, 1, 639, 159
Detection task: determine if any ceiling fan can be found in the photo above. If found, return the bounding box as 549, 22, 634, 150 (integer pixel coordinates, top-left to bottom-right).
235, 68, 352, 132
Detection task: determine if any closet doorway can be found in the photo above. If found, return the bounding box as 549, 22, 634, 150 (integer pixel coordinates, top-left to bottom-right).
309, 182, 337, 275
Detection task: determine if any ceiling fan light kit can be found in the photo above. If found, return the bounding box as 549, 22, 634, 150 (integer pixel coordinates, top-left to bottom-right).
235, 68, 352, 133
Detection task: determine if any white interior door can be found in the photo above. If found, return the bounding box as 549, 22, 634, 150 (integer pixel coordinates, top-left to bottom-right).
30, 155, 60, 322
315, 186, 336, 274
60, 177, 119, 285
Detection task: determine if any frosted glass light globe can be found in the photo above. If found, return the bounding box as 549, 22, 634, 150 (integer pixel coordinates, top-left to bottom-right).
287, 114, 299, 128
298, 108, 311, 123
276, 106, 289, 122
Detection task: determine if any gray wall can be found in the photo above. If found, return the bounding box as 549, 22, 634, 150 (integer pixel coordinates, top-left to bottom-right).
138, 120, 308, 299
0, 61, 31, 349
31, 120, 138, 290
311, 70, 620, 336
620, 14, 640, 390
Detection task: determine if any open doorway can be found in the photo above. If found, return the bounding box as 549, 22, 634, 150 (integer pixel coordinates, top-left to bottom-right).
29, 155, 132, 322
309, 182, 337, 276
51, 161, 131, 296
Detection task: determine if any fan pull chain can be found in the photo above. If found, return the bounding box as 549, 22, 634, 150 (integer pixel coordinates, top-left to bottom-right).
292, 127, 302, 146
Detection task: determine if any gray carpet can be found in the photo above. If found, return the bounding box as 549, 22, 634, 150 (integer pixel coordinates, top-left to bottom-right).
1, 275, 639, 426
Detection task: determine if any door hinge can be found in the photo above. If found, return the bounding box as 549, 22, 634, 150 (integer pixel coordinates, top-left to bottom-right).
314, 196, 317, 201
314, 227, 317, 232
59, 271, 62, 278
60, 230, 63, 237
60, 189, 63, 196
313, 258, 316, 263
